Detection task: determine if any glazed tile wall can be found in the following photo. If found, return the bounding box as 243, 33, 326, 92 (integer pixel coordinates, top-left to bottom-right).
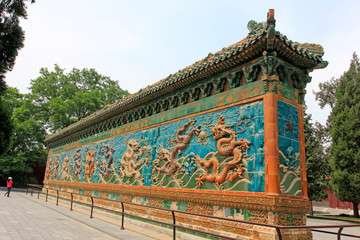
277, 100, 301, 196
45, 101, 265, 193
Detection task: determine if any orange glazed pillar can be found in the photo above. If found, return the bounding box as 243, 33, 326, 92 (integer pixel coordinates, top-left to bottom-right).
298, 99, 309, 199
264, 91, 280, 195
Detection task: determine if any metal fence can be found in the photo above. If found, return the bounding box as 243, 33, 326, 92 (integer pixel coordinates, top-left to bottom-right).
27, 184, 360, 240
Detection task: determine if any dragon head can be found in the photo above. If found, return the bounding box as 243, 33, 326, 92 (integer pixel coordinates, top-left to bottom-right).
85, 151, 96, 164
128, 139, 141, 151
239, 139, 251, 150
211, 116, 234, 141
156, 145, 171, 160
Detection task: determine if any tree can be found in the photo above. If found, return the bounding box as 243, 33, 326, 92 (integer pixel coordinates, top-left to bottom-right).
29, 65, 129, 133
330, 53, 360, 218
314, 76, 339, 157
0, 98, 13, 154
0, 87, 24, 155
314, 77, 340, 110
0, 0, 34, 155
0, 0, 34, 93
0, 87, 46, 186
0, 66, 129, 187
304, 105, 329, 206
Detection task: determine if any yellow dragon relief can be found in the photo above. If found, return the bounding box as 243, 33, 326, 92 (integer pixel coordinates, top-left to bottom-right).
52, 155, 60, 179
45, 157, 52, 179
195, 116, 251, 187
61, 157, 70, 180
154, 118, 201, 176
119, 139, 147, 180
83, 151, 96, 176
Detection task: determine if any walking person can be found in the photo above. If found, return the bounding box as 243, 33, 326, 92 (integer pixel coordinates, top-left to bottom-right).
4, 177, 13, 197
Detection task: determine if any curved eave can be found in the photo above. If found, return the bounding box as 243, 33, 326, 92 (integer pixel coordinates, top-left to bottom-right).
274, 40, 321, 70
275, 32, 326, 70
45, 38, 268, 144
45, 34, 326, 144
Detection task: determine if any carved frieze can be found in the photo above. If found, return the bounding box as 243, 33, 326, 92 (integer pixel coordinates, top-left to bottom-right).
47, 55, 312, 151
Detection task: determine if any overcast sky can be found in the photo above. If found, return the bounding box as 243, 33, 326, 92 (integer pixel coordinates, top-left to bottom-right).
5, 0, 360, 125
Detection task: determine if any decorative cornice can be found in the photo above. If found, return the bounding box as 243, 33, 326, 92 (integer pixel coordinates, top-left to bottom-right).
45, 9, 327, 145
44, 180, 311, 214
46, 56, 307, 150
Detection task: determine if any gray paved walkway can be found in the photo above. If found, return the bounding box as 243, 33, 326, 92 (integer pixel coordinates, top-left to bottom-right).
0, 191, 158, 240
311, 206, 360, 240
308, 218, 360, 240
1, 190, 359, 240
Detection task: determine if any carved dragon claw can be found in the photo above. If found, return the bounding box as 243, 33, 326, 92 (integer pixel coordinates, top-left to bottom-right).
196, 176, 204, 187
235, 165, 246, 176
192, 155, 201, 164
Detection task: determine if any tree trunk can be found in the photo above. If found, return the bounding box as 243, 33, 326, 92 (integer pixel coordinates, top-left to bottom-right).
353, 202, 359, 218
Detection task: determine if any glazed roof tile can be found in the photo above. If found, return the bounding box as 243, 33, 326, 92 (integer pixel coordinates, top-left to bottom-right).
45, 9, 327, 143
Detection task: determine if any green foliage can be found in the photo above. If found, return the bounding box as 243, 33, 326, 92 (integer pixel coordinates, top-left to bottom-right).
0, 87, 22, 153
0, 1, 129, 186
29, 64, 129, 133
314, 77, 340, 110
0, 0, 34, 94
314, 76, 339, 155
0, 87, 46, 186
0, 150, 43, 187
330, 53, 360, 217
0, 66, 129, 187
304, 106, 329, 201
0, 98, 13, 155
0, 0, 34, 156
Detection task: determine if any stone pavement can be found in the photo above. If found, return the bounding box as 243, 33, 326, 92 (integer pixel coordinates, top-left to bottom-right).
308, 217, 360, 240
1, 190, 359, 240
0, 190, 209, 240
0, 191, 164, 240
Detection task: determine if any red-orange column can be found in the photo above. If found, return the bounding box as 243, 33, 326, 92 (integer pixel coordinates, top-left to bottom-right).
298, 104, 308, 199
264, 92, 280, 195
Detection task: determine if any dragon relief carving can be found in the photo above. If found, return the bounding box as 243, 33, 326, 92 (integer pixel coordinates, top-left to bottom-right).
119, 139, 148, 180
99, 144, 115, 178
52, 155, 60, 179
73, 149, 83, 176
154, 118, 201, 176
45, 157, 53, 179
61, 157, 70, 180
195, 116, 251, 187
83, 151, 96, 176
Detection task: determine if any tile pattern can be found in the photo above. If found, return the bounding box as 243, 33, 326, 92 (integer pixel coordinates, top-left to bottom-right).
277, 100, 301, 196
46, 101, 265, 193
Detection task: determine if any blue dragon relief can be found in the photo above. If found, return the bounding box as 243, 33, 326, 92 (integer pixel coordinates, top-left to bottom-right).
73, 148, 83, 177
98, 143, 115, 178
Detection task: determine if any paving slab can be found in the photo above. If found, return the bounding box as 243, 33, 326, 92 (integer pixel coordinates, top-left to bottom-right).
308, 217, 360, 240
0, 191, 157, 240
4, 190, 358, 240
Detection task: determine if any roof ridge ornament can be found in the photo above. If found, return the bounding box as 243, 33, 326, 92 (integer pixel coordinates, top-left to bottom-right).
266, 9, 276, 28
247, 9, 276, 42
266, 9, 276, 52
247, 20, 265, 37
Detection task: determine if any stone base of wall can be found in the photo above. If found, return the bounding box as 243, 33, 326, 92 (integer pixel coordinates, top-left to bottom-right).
44, 184, 312, 240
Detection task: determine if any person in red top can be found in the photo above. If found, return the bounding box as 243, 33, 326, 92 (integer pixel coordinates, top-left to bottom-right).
4, 177, 12, 197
